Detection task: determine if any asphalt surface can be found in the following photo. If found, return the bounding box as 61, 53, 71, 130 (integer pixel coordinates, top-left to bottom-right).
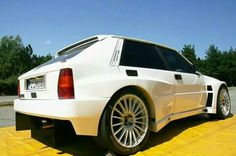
0, 96, 17, 106
0, 88, 235, 128
0, 105, 15, 127
229, 87, 236, 114
0, 96, 16, 127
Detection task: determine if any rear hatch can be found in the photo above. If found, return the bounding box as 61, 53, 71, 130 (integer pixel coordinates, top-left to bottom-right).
18, 59, 66, 100
18, 37, 99, 100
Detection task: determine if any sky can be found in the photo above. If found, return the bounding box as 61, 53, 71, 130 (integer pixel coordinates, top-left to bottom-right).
0, 0, 235, 57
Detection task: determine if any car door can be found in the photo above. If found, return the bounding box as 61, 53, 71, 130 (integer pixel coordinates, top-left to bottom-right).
157, 47, 207, 113
118, 39, 175, 124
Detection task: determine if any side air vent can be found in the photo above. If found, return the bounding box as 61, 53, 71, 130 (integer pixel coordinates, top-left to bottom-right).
126, 70, 138, 76
206, 93, 213, 107
207, 85, 213, 91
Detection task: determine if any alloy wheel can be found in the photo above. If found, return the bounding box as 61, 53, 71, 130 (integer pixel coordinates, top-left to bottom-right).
110, 94, 149, 148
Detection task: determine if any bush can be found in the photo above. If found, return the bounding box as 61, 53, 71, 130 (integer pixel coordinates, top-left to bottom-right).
0, 76, 18, 95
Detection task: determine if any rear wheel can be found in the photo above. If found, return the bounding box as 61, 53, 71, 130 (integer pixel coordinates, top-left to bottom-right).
215, 86, 231, 119
99, 90, 150, 155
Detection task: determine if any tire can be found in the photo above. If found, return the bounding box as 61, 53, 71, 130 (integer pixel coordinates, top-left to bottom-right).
99, 89, 150, 155
215, 86, 231, 119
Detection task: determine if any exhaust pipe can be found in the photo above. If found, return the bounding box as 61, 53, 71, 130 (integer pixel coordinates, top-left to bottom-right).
40, 119, 54, 129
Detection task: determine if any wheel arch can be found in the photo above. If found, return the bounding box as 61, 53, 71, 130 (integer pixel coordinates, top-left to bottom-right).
110, 85, 155, 118
205, 79, 229, 114
220, 83, 228, 91
97, 85, 156, 135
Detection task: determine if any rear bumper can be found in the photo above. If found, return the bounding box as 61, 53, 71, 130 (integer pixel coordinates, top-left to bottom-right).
14, 98, 109, 136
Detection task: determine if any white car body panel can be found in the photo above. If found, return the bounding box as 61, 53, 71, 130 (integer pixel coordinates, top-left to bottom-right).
173, 71, 206, 113
14, 98, 109, 135
203, 75, 227, 113
14, 35, 227, 136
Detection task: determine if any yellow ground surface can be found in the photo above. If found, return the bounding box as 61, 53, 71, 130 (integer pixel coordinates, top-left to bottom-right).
0, 115, 236, 156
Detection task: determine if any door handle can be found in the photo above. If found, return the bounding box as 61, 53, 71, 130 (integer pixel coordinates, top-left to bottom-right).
174, 74, 182, 80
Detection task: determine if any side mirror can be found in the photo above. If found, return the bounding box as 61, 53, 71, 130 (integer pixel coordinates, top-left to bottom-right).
192, 65, 202, 76
195, 71, 202, 76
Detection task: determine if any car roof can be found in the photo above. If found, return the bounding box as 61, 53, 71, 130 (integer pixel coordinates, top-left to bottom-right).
109, 35, 177, 52
56, 35, 178, 55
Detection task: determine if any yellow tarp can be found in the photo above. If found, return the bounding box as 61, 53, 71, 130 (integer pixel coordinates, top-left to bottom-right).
0, 115, 235, 156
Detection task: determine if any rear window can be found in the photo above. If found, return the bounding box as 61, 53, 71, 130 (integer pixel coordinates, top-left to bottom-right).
35, 40, 97, 69
120, 40, 166, 70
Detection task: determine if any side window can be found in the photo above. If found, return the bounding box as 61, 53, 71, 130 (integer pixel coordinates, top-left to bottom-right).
120, 40, 166, 70
158, 47, 194, 73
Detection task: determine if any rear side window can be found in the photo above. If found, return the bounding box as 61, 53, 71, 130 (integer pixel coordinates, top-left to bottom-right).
120, 40, 166, 70
158, 47, 194, 73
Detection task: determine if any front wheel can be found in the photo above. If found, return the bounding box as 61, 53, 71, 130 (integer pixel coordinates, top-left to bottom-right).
215, 86, 231, 119
99, 90, 150, 155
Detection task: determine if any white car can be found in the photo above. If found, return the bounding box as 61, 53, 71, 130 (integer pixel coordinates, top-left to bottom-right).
14, 35, 231, 155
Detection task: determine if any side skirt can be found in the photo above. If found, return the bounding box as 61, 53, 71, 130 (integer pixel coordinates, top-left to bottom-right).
151, 107, 205, 132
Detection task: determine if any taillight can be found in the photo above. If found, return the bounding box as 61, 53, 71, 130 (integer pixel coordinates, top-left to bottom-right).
58, 68, 74, 99
18, 80, 20, 98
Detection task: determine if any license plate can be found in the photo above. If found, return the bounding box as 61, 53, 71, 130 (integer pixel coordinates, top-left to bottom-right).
27, 76, 45, 90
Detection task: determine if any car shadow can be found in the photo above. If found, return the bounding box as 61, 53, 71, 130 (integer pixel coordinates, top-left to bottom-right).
34, 113, 234, 156
34, 135, 107, 156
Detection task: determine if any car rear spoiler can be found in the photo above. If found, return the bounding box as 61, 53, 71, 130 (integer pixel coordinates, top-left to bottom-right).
56, 36, 99, 56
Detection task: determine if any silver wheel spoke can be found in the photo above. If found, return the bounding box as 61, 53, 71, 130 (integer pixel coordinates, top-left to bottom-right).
131, 99, 137, 112
135, 124, 145, 133
128, 97, 132, 112
114, 108, 123, 117
135, 121, 146, 125
118, 102, 126, 113
112, 122, 122, 127
110, 94, 148, 148
118, 129, 126, 141
219, 89, 231, 116
129, 130, 132, 146
135, 109, 144, 117
136, 116, 147, 120
124, 99, 128, 111
133, 104, 140, 114
133, 127, 141, 138
114, 126, 124, 135
124, 130, 129, 145
132, 130, 138, 144
112, 116, 123, 120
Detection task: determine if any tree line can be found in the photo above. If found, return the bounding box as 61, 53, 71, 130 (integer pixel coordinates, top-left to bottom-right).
0, 35, 52, 95
0, 35, 235, 95
181, 44, 236, 86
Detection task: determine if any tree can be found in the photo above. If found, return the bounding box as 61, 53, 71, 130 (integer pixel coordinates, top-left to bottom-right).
204, 45, 222, 79
181, 44, 197, 64
0, 35, 26, 79
0, 35, 52, 94
194, 57, 207, 74
218, 48, 236, 86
